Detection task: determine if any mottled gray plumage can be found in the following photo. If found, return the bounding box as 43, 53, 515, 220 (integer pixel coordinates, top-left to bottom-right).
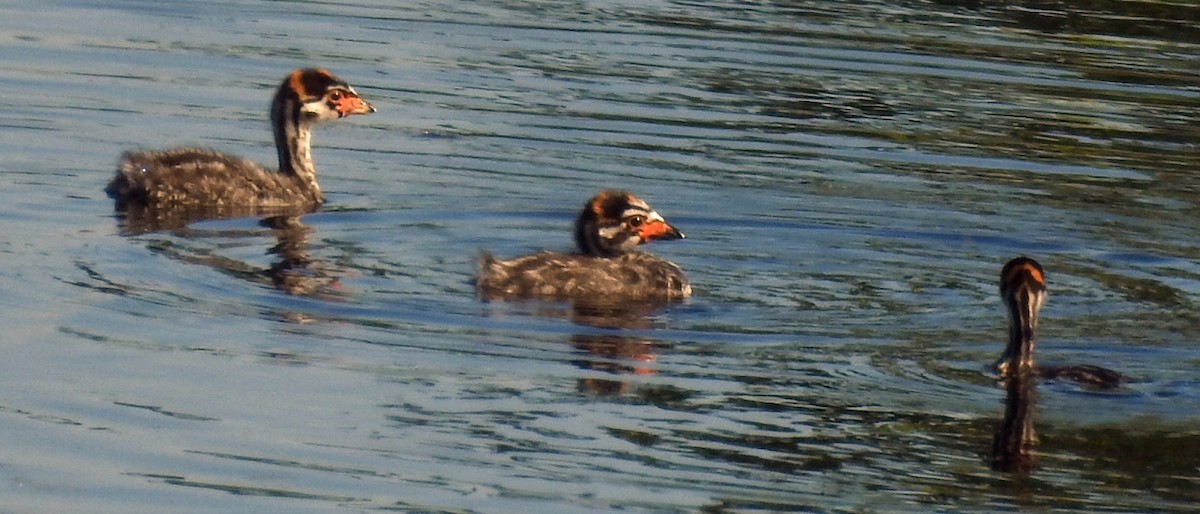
476, 190, 691, 302
106, 68, 373, 213
110, 148, 321, 211
478, 250, 690, 301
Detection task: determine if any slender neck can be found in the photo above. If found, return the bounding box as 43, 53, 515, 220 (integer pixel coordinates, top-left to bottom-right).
1006, 312, 1036, 371
1001, 290, 1039, 375
271, 93, 322, 201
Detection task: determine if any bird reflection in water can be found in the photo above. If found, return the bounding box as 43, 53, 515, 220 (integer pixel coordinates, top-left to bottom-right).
261, 215, 344, 299
573, 332, 664, 396
566, 300, 673, 396
488, 299, 674, 396
990, 257, 1127, 473
114, 201, 312, 236
114, 206, 347, 303
992, 372, 1038, 473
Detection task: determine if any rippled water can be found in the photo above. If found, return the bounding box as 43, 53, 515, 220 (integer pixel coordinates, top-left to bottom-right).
2, 0, 1198, 512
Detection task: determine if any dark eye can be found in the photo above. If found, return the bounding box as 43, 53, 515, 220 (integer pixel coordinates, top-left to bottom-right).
628, 215, 645, 227
330, 90, 343, 101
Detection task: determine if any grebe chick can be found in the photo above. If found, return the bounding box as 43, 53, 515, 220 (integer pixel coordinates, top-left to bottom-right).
995, 257, 1126, 388
476, 190, 691, 302
106, 68, 374, 212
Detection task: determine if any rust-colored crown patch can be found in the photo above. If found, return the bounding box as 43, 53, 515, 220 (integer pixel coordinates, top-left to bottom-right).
1001, 257, 1046, 291
288, 68, 344, 100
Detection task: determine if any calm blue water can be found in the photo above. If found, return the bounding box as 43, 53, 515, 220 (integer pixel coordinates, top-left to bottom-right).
1, 0, 1198, 512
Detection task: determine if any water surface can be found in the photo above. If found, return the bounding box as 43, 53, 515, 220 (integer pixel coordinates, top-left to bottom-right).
1, 0, 1198, 512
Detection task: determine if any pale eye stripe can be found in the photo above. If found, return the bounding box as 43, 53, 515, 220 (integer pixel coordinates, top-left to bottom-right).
620, 206, 652, 219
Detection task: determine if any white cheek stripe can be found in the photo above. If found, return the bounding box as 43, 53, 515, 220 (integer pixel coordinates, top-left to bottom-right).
598, 225, 622, 240
1023, 290, 1034, 329
300, 101, 322, 116
1018, 286, 1043, 332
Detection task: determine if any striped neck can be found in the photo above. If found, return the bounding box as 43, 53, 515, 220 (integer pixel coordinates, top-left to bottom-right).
998, 262, 1046, 375
575, 214, 616, 257
271, 89, 321, 202
1003, 295, 1038, 373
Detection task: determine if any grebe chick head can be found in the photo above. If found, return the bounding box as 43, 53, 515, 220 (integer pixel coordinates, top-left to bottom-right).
270, 69, 374, 179
574, 190, 684, 257
275, 68, 375, 123
997, 257, 1047, 377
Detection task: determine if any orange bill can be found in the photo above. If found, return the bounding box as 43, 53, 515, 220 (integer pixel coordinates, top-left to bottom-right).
336, 94, 375, 117
638, 220, 684, 242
